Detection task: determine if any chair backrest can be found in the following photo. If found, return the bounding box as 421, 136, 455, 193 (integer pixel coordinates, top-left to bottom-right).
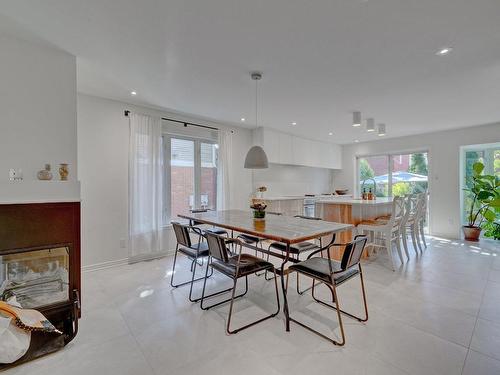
294, 215, 321, 220
267, 211, 283, 216
205, 232, 230, 263
390, 196, 405, 229
172, 222, 192, 248
340, 235, 368, 270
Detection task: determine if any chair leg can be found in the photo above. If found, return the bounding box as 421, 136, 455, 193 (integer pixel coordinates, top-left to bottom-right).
410, 226, 419, 255
227, 268, 281, 334
311, 269, 368, 323
399, 230, 410, 260
394, 232, 404, 264
200, 269, 249, 310
171, 246, 213, 289
414, 223, 423, 253
401, 226, 409, 257
419, 220, 427, 249
385, 232, 397, 271
290, 278, 346, 346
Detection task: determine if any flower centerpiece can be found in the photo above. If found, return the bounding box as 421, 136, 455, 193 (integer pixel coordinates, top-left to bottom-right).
251, 202, 267, 219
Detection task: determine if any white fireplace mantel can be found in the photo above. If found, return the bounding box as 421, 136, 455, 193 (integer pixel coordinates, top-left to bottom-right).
0, 181, 81, 204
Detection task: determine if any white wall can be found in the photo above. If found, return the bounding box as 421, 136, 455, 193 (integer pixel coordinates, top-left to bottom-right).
77, 94, 253, 268
0, 32, 77, 184
333, 122, 500, 239
253, 164, 333, 196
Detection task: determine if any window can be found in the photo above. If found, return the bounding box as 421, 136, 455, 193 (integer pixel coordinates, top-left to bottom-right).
461, 144, 500, 225
357, 151, 430, 232
357, 152, 429, 197
164, 135, 218, 222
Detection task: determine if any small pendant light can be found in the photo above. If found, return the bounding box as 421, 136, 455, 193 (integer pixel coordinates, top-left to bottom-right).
244, 72, 269, 169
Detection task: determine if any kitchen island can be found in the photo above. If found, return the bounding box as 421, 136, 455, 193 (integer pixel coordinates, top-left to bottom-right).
315, 197, 393, 258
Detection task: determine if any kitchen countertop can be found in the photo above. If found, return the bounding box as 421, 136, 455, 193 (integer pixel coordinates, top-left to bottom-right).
315, 197, 393, 205
255, 194, 353, 201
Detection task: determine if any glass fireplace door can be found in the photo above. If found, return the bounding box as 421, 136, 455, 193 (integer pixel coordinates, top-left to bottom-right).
0, 246, 70, 309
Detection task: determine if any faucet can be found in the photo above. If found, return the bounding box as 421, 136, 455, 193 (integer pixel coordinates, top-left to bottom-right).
361, 178, 377, 198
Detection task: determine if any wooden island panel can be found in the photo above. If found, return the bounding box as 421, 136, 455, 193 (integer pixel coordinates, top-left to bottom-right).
316, 199, 393, 259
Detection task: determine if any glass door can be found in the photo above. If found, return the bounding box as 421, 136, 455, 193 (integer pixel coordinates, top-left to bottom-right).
391, 152, 429, 196
358, 155, 390, 197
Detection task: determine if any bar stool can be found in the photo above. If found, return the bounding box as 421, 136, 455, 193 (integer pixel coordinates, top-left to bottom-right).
357, 196, 405, 271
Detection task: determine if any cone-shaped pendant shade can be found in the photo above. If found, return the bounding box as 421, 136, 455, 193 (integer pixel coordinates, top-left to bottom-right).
244, 146, 269, 169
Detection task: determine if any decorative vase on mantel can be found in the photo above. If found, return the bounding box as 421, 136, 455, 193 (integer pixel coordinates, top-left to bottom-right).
37, 164, 53, 181
58, 163, 69, 181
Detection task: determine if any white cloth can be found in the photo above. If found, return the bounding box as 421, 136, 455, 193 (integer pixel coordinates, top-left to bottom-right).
128, 113, 164, 261
216, 129, 232, 210
0, 314, 30, 363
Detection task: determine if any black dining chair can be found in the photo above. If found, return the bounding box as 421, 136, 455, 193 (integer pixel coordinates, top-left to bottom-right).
287, 235, 368, 346
170, 221, 214, 302
189, 209, 229, 237
266, 215, 334, 294
200, 232, 281, 334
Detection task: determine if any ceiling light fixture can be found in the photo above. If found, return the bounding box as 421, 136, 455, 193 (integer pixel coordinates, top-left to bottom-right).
378, 123, 386, 136
366, 118, 375, 132
354, 139, 359, 143
328, 132, 333, 136
241, 118, 246, 122
436, 47, 452, 56
244, 72, 268, 169
352, 111, 361, 127
291, 122, 297, 126
130, 91, 137, 96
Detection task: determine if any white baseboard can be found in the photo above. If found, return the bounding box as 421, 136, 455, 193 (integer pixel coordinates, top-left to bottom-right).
82, 250, 176, 272
82, 258, 129, 272
128, 250, 174, 264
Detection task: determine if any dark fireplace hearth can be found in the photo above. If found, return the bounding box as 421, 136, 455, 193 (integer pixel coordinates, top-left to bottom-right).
0, 202, 81, 368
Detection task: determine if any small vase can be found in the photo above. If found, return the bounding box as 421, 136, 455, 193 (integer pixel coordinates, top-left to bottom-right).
37, 164, 53, 181
58, 163, 69, 181
463, 226, 481, 241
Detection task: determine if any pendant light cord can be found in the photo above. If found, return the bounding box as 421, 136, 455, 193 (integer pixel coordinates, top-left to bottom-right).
255, 78, 258, 127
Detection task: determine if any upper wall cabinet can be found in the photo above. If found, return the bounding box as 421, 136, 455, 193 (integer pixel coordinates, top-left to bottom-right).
253, 128, 342, 169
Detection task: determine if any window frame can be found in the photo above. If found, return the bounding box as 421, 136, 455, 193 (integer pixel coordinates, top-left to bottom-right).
162, 133, 218, 225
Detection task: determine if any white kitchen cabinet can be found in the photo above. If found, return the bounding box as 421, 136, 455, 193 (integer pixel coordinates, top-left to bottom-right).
254, 127, 342, 169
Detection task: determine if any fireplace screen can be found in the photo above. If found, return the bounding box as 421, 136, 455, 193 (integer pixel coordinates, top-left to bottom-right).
0, 246, 70, 309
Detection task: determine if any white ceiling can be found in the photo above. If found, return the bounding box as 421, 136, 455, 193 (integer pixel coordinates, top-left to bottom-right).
1, 0, 500, 144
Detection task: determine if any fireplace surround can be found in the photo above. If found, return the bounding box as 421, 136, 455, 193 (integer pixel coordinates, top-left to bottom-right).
0, 202, 81, 368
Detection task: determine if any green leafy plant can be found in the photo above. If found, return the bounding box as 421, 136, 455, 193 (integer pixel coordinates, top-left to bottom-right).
463, 162, 500, 228
482, 221, 500, 240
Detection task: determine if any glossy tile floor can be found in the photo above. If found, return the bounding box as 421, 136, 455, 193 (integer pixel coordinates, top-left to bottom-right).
6, 237, 500, 375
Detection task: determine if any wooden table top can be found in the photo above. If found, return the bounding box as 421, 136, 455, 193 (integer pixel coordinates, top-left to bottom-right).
178, 210, 353, 244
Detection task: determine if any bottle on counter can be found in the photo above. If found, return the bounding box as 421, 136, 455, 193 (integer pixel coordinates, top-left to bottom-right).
368, 188, 373, 200
362, 188, 366, 200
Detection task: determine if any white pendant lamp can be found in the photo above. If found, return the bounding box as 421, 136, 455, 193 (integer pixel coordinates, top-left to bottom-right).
366, 118, 375, 132
244, 72, 269, 169
352, 111, 361, 127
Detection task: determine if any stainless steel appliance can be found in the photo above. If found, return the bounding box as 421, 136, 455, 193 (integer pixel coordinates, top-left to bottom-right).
303, 196, 316, 217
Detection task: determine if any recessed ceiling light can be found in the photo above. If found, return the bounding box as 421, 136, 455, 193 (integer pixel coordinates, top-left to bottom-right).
352, 111, 361, 127
378, 123, 386, 136
328, 132, 333, 136
436, 47, 452, 56
366, 118, 375, 132
291, 122, 297, 126
130, 91, 137, 96
240, 118, 246, 122
354, 139, 359, 143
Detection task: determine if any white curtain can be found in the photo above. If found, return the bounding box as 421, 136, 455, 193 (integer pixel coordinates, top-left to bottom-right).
128, 113, 164, 262
217, 129, 232, 210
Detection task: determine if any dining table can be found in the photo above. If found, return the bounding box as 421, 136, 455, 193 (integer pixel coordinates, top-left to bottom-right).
177, 209, 353, 331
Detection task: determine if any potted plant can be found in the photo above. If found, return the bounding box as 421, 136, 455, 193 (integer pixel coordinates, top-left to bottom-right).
463, 162, 500, 241
250, 202, 267, 219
